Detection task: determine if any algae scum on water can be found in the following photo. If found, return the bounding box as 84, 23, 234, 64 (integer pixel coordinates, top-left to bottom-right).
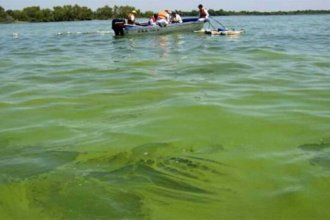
298, 142, 330, 169
0, 143, 234, 219
1, 140, 330, 219
0, 146, 78, 184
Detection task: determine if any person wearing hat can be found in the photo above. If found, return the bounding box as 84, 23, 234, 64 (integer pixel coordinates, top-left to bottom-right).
127, 10, 137, 25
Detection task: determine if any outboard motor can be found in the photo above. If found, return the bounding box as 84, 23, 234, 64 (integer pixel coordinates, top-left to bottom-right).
112, 19, 126, 36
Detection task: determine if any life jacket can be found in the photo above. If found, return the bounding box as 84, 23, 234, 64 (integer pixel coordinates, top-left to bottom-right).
158, 11, 169, 20
199, 9, 207, 18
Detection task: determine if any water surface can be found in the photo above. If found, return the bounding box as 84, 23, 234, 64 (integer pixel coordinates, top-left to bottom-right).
0, 15, 330, 219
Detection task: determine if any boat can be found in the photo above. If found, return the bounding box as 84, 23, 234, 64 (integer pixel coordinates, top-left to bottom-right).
112, 18, 209, 36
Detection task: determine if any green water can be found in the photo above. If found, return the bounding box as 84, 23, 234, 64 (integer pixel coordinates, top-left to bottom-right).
0, 15, 330, 219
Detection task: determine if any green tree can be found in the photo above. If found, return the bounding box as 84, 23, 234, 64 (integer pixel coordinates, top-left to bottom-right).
41, 8, 53, 22
22, 6, 43, 22
53, 5, 74, 21
7, 9, 27, 21
53, 6, 65, 21
62, 5, 74, 21
113, 5, 138, 18
2, 4, 330, 23
0, 6, 6, 20
95, 5, 113, 19
73, 5, 93, 20
143, 10, 154, 18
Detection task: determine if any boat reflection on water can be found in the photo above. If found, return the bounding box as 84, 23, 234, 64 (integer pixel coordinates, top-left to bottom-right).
159, 35, 170, 58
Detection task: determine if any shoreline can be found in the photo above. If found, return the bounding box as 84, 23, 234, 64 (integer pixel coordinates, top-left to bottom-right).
1, 13, 330, 24
1, 5, 329, 24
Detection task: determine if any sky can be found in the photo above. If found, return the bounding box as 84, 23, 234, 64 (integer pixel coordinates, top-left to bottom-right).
1, 0, 330, 12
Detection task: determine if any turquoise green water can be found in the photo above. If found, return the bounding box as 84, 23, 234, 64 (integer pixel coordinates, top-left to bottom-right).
1, 15, 330, 219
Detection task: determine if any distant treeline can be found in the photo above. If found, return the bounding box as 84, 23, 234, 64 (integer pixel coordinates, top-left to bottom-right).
1, 4, 330, 23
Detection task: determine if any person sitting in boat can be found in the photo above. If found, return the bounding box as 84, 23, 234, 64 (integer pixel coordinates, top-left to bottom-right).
149, 13, 158, 26
157, 10, 171, 27
170, 11, 183, 23
127, 10, 137, 25
198, 4, 209, 21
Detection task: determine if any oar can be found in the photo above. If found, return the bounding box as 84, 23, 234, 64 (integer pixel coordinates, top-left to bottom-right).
209, 16, 227, 30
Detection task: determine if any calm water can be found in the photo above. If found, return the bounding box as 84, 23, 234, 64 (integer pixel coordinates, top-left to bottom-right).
0, 15, 330, 219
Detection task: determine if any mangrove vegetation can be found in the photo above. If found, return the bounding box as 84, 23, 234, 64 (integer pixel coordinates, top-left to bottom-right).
1, 4, 329, 23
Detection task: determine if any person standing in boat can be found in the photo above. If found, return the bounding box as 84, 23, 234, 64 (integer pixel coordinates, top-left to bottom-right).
127, 10, 137, 25
198, 4, 209, 21
157, 10, 171, 27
